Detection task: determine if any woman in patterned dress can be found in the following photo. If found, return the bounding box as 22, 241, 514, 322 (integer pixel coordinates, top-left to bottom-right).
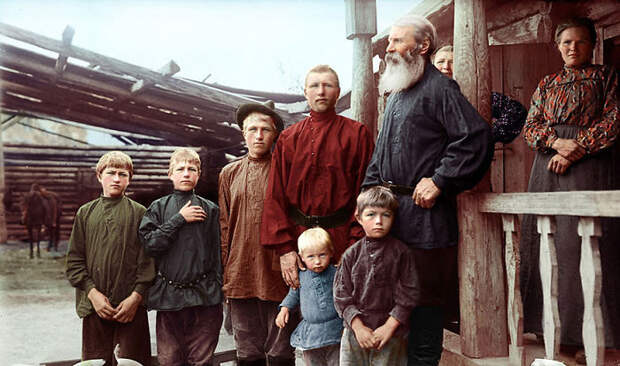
520, 17, 620, 351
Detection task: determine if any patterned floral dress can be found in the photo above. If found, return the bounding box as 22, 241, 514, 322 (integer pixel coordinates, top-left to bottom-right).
520, 64, 619, 347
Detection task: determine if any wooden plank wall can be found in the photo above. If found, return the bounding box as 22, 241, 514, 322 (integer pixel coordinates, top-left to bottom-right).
489, 43, 564, 193
3, 145, 188, 241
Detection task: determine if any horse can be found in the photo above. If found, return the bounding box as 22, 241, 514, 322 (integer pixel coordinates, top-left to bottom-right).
21, 184, 63, 258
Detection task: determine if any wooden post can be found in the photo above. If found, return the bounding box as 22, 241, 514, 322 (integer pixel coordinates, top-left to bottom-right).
345, 0, 378, 137
453, 0, 492, 121
502, 214, 525, 366
0, 116, 7, 243
537, 215, 560, 360
454, 0, 508, 358
457, 192, 508, 357
578, 218, 604, 366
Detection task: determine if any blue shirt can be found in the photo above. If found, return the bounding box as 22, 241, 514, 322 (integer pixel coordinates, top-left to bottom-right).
280, 265, 343, 350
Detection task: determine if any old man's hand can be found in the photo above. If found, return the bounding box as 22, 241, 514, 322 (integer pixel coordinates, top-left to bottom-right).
412, 177, 441, 209
280, 251, 305, 289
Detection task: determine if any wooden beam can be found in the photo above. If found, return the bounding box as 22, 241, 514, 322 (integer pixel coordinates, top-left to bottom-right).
0, 22, 297, 120
54, 25, 75, 76
604, 22, 620, 40
0, 110, 6, 242
488, 13, 553, 46
478, 191, 620, 217
0, 44, 235, 124
486, 1, 551, 31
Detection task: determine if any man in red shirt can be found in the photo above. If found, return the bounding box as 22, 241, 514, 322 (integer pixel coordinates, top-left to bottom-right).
261, 65, 374, 289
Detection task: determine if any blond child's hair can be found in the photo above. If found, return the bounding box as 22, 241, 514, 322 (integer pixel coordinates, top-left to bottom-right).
356, 186, 399, 215
168, 148, 201, 175
297, 227, 334, 256
96, 151, 134, 178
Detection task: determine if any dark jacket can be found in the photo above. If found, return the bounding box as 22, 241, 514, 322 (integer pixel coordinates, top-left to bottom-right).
139, 190, 222, 311
363, 64, 493, 249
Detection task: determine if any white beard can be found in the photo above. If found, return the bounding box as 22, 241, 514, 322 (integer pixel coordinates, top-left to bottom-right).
379, 49, 426, 95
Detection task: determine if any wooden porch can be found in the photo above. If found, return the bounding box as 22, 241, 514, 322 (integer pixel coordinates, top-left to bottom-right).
443, 190, 620, 366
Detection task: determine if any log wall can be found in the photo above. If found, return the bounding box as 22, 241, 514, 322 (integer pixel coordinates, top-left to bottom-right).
3, 144, 206, 241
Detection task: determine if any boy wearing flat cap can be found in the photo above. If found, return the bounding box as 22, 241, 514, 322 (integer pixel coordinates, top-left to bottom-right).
218, 101, 298, 366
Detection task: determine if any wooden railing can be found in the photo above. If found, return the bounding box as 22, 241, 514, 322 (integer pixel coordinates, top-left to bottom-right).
459, 190, 620, 366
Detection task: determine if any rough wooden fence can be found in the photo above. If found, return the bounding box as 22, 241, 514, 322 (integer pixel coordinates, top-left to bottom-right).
466, 190, 620, 366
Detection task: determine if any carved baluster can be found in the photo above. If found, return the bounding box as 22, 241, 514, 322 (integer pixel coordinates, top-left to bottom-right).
502, 214, 525, 366
537, 215, 560, 359
577, 217, 604, 366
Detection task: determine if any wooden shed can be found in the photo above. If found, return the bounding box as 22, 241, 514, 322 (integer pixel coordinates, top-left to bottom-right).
0, 22, 308, 241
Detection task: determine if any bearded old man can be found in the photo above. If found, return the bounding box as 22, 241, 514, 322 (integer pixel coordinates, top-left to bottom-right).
363, 15, 493, 365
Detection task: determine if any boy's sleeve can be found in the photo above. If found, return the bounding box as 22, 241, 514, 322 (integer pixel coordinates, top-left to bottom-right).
279, 281, 300, 310
209, 204, 223, 278
138, 200, 185, 257
65, 207, 96, 295
133, 207, 155, 297
389, 248, 420, 325
218, 171, 231, 268
333, 254, 362, 328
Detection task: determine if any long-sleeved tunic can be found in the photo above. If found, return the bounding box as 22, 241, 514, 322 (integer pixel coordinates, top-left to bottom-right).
261, 109, 374, 260
334, 236, 418, 337
363, 64, 493, 249
520, 64, 620, 347
66, 195, 155, 318
523, 64, 618, 154
279, 265, 342, 350
218, 154, 288, 302
139, 190, 222, 311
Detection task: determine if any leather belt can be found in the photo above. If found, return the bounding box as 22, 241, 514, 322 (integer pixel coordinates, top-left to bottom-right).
288, 205, 351, 229
158, 271, 208, 290
380, 179, 415, 196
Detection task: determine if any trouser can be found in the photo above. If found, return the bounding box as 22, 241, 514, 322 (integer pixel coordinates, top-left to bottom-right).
302, 344, 340, 366
339, 327, 407, 366
156, 304, 223, 366
82, 306, 151, 366
229, 298, 298, 364
407, 246, 457, 366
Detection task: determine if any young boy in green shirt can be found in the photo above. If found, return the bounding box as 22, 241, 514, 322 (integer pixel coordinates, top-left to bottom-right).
66, 151, 155, 365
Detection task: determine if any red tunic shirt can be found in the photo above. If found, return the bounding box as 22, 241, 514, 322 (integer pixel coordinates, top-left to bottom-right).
261, 109, 374, 260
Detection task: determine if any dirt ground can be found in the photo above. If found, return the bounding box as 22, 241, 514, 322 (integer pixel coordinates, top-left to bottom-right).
0, 240, 239, 366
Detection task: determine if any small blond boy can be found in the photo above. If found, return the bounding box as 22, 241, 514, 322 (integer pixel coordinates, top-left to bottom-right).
334, 186, 419, 366
139, 148, 223, 366
276, 227, 343, 365
66, 151, 155, 365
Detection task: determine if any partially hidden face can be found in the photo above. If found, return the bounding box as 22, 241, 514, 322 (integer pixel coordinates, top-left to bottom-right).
98, 167, 130, 198
304, 72, 340, 113
433, 50, 453, 78
300, 245, 332, 273
558, 26, 593, 68
243, 113, 278, 159
169, 161, 200, 191
357, 206, 394, 239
